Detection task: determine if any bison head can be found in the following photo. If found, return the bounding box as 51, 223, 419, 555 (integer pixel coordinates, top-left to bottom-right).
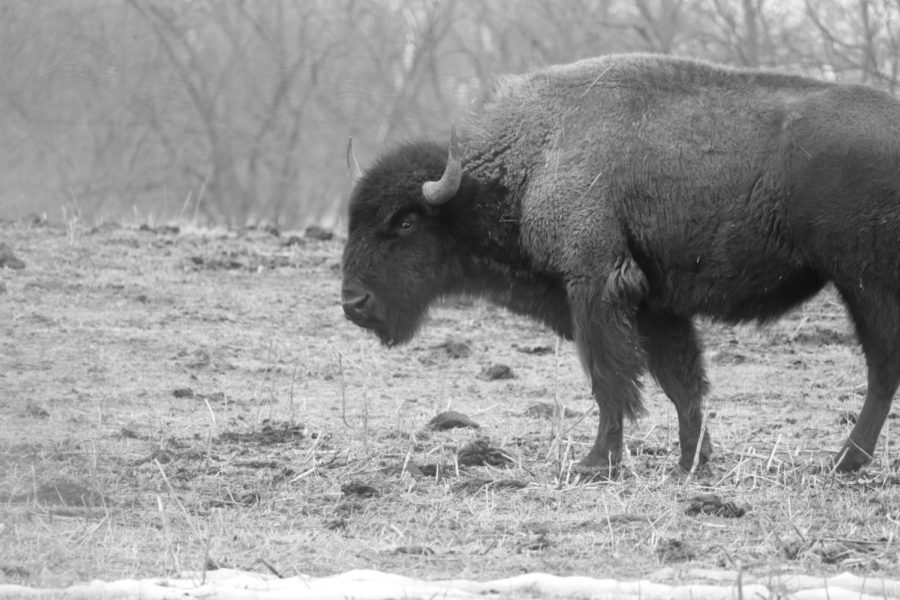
341, 128, 465, 346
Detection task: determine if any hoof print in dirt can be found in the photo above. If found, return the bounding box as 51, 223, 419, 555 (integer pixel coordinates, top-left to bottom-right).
282, 235, 305, 247
140, 448, 170, 465
780, 537, 806, 560
489, 478, 527, 490
243, 223, 279, 237
793, 327, 855, 346
341, 481, 379, 498
178, 348, 235, 371
208, 490, 261, 508
418, 463, 455, 479
400, 462, 426, 478
304, 226, 333, 241
523, 402, 581, 419
710, 348, 748, 365
513, 344, 553, 355
87, 222, 123, 235
173, 388, 227, 403
457, 438, 512, 468
324, 517, 348, 531
655, 538, 695, 562
142, 444, 204, 467
181, 348, 212, 369
428, 339, 471, 360
810, 541, 861, 564
234, 459, 280, 470
0, 243, 25, 269
479, 364, 515, 380
118, 427, 141, 439
0, 565, 31, 579
517, 533, 553, 552
383, 461, 426, 478
12, 480, 111, 508
24, 403, 49, 419
188, 254, 245, 271
138, 224, 180, 235
686, 494, 749, 518
452, 477, 527, 494
391, 545, 435, 556
218, 421, 305, 445
428, 410, 480, 431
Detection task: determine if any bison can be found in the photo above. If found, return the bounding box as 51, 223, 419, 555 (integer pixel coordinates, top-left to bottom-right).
341, 54, 900, 476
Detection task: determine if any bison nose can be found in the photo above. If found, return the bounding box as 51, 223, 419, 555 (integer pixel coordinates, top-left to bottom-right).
342, 290, 374, 322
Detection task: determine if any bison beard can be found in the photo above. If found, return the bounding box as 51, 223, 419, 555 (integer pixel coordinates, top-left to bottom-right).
342, 54, 900, 476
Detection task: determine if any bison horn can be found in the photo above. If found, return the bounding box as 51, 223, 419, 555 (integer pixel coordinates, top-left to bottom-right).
346, 137, 363, 182
422, 124, 462, 206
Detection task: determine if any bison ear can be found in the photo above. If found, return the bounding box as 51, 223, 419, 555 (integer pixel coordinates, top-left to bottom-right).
422, 124, 462, 206
347, 137, 363, 183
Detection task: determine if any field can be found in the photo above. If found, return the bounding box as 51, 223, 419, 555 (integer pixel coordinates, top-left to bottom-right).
1, 219, 899, 590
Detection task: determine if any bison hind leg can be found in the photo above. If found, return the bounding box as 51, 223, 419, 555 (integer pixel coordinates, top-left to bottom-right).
637, 312, 712, 472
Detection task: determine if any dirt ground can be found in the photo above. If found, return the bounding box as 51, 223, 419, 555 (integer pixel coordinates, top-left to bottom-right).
1, 219, 898, 588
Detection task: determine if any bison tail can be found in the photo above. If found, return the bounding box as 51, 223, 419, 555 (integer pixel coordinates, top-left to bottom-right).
604, 254, 649, 309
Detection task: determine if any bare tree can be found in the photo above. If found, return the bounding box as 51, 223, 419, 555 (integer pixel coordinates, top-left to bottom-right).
805, 0, 900, 90
3, 0, 899, 227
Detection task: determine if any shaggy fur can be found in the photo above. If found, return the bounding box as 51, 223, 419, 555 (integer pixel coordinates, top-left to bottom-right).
343, 54, 900, 474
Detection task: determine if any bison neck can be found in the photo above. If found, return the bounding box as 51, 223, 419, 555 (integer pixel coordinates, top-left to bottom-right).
454, 256, 573, 340
442, 174, 572, 338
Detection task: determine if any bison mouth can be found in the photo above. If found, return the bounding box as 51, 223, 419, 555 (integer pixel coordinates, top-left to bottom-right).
356, 317, 419, 348
341, 283, 430, 347
345, 313, 421, 348
345, 314, 397, 346
342, 300, 423, 348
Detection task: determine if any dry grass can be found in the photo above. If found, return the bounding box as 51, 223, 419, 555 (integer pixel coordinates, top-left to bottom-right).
0, 219, 898, 589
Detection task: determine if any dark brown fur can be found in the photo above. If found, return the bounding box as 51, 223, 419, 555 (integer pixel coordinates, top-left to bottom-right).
342, 54, 900, 474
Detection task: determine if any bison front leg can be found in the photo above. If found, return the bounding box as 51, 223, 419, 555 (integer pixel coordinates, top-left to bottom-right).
637, 312, 712, 471
833, 289, 900, 471
836, 362, 898, 471
569, 256, 648, 477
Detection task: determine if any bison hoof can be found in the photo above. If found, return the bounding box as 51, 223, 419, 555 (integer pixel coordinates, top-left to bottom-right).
678, 435, 713, 473
832, 443, 873, 473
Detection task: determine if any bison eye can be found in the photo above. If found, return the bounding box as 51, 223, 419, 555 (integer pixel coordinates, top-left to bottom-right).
397, 212, 418, 234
